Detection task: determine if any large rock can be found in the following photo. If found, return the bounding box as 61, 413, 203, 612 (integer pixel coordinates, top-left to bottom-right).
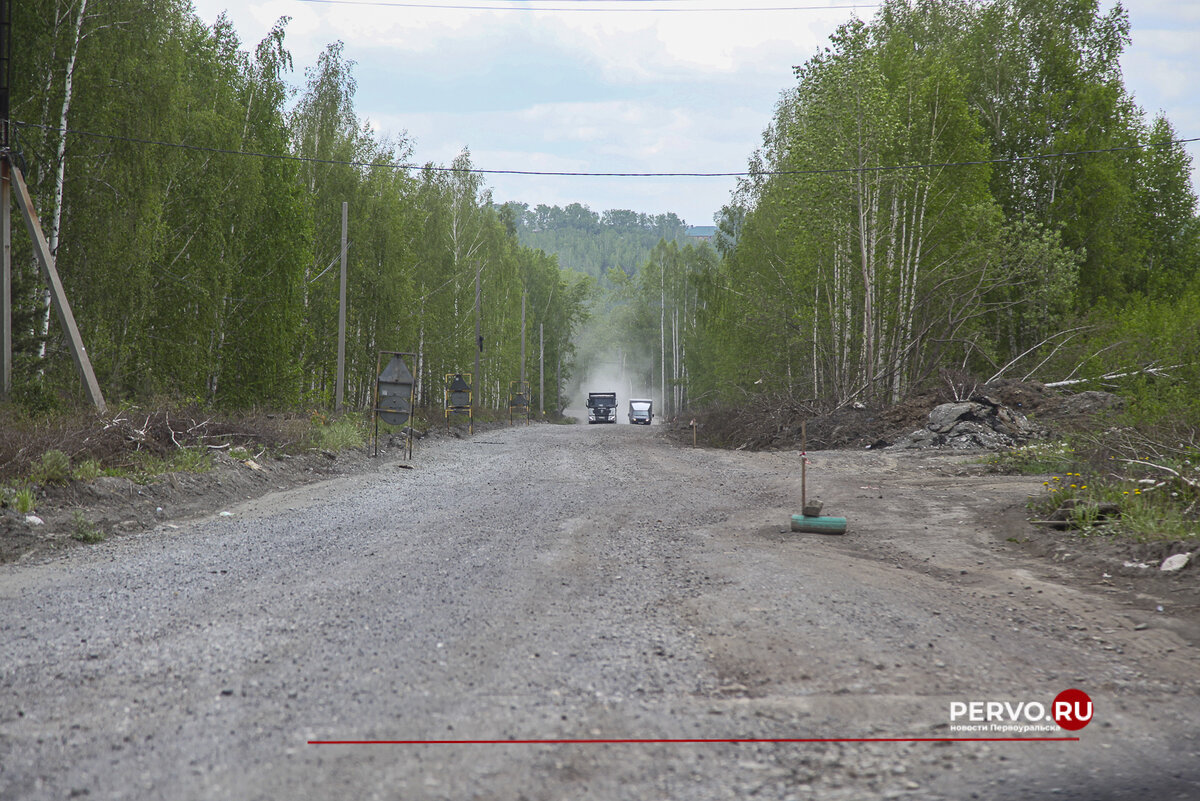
927, 402, 985, 433
1160, 553, 1191, 572
891, 395, 1044, 450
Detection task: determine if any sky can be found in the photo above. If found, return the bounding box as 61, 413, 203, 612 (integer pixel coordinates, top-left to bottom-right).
190, 0, 1200, 228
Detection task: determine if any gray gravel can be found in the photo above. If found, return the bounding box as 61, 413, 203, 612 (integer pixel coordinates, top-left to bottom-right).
1, 422, 1198, 800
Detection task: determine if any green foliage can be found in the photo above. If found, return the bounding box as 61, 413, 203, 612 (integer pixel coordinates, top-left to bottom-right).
32, 450, 72, 485
70, 511, 106, 544
1006, 431, 1200, 542
988, 441, 1078, 475
1030, 466, 1200, 542
72, 459, 104, 481
1051, 283, 1200, 427
169, 448, 214, 474
119, 448, 212, 484
8, 5, 589, 417
673, 0, 1198, 417
10, 488, 37, 514
503, 202, 689, 285
311, 418, 366, 451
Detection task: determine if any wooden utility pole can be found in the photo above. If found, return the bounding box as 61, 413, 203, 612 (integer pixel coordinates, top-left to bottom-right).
1, 0, 11, 400
474, 266, 481, 414
520, 289, 526, 384
1, 157, 11, 401
539, 323, 544, 416
335, 201, 348, 412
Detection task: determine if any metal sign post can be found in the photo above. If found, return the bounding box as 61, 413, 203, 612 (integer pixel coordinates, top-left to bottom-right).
508, 380, 530, 425
373, 351, 416, 459
444, 373, 473, 435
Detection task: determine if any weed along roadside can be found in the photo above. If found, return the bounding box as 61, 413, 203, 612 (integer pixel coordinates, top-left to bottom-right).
0, 409, 398, 563
0, 405, 525, 564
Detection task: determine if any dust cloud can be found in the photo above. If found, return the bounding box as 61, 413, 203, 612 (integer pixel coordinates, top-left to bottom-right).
569, 354, 658, 425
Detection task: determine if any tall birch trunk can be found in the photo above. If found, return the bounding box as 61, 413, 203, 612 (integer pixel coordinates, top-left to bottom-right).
39, 0, 89, 361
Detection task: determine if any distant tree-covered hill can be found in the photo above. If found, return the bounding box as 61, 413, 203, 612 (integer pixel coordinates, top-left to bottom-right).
497, 202, 688, 283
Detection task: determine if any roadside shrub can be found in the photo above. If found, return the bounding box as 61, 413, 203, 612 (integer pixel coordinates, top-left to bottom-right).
988, 441, 1077, 474
31, 450, 71, 484
170, 447, 213, 473
1030, 451, 1200, 541
311, 417, 365, 451
70, 511, 105, 543
73, 459, 104, 481
121, 448, 212, 483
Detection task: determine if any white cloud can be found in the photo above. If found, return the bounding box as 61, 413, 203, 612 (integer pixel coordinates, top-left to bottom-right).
366, 96, 768, 221
191, 0, 1199, 219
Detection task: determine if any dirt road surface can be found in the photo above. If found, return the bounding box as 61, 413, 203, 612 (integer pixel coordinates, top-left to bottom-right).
2, 423, 1197, 800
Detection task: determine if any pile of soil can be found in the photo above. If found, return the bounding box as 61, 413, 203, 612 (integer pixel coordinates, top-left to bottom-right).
0, 406, 309, 482
683, 379, 1123, 452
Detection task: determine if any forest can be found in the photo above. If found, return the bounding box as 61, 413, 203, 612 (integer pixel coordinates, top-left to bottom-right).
5, 0, 1199, 433
3, 1, 590, 414
499, 202, 688, 284
612, 0, 1199, 427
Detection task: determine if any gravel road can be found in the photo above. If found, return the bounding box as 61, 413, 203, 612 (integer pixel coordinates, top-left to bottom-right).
2, 422, 1197, 800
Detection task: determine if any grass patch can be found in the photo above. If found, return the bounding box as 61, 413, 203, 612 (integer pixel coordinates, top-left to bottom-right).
14, 488, 36, 514
70, 510, 106, 543
310, 417, 366, 451
985, 440, 1078, 475
0, 403, 309, 484
1021, 432, 1200, 542
3, 486, 37, 513
73, 459, 104, 481
169, 447, 214, 473
116, 447, 213, 484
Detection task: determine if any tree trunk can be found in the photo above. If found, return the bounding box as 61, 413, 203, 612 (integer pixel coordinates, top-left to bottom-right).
39, 0, 89, 361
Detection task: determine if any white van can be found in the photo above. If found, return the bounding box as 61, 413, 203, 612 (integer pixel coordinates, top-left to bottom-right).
628, 399, 653, 425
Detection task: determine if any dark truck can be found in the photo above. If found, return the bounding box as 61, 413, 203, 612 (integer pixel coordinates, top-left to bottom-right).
586, 392, 618, 424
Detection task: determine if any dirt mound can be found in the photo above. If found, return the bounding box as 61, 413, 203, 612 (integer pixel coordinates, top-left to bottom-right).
891, 395, 1045, 450
683, 381, 1123, 452
0, 406, 306, 482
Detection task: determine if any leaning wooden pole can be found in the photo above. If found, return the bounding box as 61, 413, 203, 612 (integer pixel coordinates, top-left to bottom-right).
9, 163, 105, 411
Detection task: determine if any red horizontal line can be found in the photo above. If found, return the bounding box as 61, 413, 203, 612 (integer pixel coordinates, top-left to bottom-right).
308, 737, 1080, 745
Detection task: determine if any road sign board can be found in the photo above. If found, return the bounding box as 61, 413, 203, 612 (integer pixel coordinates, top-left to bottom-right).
377, 354, 415, 426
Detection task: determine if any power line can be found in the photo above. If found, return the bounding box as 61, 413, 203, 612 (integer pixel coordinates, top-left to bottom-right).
12, 120, 1198, 179
295, 0, 881, 12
